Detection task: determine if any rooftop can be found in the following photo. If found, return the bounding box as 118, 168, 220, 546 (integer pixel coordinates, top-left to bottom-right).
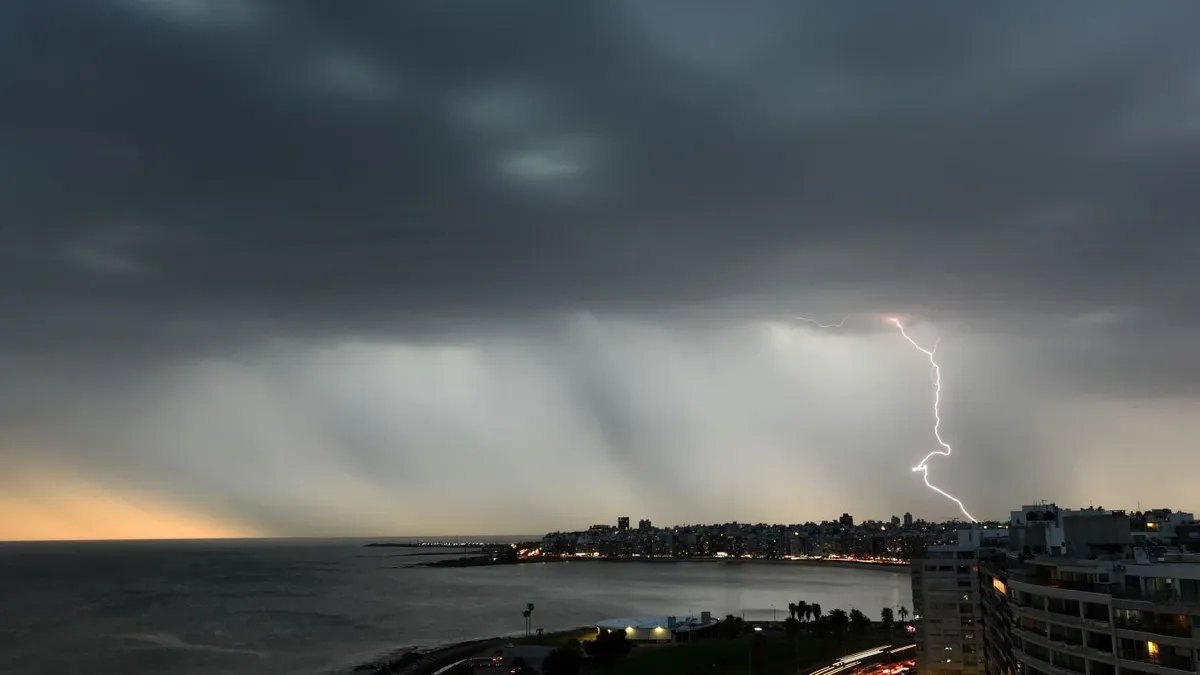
595, 614, 712, 631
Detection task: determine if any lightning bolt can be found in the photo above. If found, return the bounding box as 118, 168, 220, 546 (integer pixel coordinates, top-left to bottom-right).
887, 317, 978, 523
793, 315, 848, 329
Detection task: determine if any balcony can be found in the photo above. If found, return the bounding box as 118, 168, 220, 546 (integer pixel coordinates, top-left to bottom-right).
1112, 587, 1200, 612
1011, 603, 1084, 628
1116, 653, 1198, 675
1055, 637, 1115, 661
1113, 610, 1196, 640
1008, 572, 1120, 599
1049, 579, 1121, 594
1013, 646, 1074, 675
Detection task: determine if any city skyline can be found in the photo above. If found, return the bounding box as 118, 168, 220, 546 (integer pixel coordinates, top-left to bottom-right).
4, 2, 1200, 541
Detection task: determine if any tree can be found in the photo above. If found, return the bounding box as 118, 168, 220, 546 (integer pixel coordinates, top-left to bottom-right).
585, 630, 633, 664
720, 614, 744, 639
522, 603, 536, 637
809, 603, 822, 625
898, 606, 910, 624
812, 614, 828, 637
828, 608, 850, 642
849, 608, 870, 633
797, 601, 809, 623
880, 607, 894, 642
543, 640, 583, 675
788, 602, 797, 621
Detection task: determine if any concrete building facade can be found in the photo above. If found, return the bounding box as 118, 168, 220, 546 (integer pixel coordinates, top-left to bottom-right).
977, 504, 1200, 675
913, 527, 1010, 675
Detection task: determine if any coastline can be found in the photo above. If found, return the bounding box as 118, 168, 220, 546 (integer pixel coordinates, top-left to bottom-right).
409, 554, 908, 572
357, 627, 591, 675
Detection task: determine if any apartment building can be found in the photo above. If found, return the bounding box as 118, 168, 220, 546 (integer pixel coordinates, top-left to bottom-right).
913, 527, 1010, 675
977, 504, 1200, 675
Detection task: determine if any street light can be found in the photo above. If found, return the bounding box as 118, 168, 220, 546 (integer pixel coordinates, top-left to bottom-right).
750, 627, 763, 675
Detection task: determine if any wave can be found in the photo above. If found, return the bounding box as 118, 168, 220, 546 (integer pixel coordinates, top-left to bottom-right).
115, 632, 263, 657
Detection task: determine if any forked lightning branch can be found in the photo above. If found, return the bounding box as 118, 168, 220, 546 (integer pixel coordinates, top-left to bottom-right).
793, 315, 978, 522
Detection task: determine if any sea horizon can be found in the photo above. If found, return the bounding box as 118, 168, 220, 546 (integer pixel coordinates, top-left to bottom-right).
0, 534, 542, 545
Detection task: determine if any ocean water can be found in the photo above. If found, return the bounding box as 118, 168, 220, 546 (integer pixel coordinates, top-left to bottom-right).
0, 539, 911, 675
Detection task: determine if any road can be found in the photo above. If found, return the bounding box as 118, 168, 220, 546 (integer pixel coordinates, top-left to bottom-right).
431, 644, 556, 675
804, 644, 916, 675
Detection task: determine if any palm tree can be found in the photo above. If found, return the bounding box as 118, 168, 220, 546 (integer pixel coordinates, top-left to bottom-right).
849, 608, 870, 633
522, 603, 536, 637
898, 605, 910, 625
809, 603, 822, 625
788, 602, 797, 621
880, 607, 894, 642
828, 608, 850, 648
797, 601, 809, 623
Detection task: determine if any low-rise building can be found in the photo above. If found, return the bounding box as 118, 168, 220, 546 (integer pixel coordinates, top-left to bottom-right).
594, 612, 714, 643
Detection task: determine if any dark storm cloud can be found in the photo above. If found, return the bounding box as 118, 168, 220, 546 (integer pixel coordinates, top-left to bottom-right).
4, 1, 1200, 538
3, 0, 1200, 349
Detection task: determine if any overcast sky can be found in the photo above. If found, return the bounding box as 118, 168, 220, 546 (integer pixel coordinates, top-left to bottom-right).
2, 0, 1199, 540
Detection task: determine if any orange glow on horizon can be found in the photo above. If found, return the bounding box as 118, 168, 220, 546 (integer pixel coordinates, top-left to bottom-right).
0, 461, 259, 542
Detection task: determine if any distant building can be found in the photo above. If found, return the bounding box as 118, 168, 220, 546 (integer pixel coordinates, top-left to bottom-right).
617, 517, 630, 531
638, 519, 652, 531
595, 612, 714, 643
906, 512, 915, 529
893, 515, 904, 527
841, 513, 855, 528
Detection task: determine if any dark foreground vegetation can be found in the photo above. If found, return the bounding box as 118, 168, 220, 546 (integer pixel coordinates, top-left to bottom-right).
532, 603, 906, 675
364, 599, 912, 675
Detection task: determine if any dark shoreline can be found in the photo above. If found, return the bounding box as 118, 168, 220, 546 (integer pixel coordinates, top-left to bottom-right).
407, 554, 908, 571
358, 627, 592, 675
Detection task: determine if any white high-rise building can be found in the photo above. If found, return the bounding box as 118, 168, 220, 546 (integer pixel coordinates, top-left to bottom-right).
976, 504, 1200, 675
912, 527, 1010, 675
